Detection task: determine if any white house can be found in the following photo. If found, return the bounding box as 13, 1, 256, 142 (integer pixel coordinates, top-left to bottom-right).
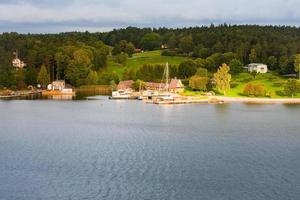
47, 80, 66, 91
247, 63, 268, 73
12, 58, 26, 69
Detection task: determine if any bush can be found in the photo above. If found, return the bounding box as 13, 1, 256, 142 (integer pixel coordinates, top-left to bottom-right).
230, 82, 239, 88
195, 67, 208, 77
243, 83, 266, 97
189, 75, 208, 91
272, 81, 285, 87
114, 53, 128, 65
161, 50, 177, 56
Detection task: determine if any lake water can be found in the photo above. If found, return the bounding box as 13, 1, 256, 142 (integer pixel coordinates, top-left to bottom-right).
0, 97, 300, 200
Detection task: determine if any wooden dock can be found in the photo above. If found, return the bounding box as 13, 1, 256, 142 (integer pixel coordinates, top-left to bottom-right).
145, 98, 224, 105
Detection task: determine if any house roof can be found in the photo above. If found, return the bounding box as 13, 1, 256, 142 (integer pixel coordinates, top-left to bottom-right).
146, 82, 166, 89
117, 80, 134, 90
169, 79, 184, 89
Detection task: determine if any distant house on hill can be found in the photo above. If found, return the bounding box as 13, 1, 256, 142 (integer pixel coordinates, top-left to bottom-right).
117, 80, 134, 91
169, 78, 184, 93
12, 54, 26, 70
247, 63, 268, 73
134, 49, 143, 53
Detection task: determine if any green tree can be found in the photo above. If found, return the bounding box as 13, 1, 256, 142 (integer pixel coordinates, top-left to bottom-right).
284, 79, 299, 97
189, 75, 208, 91
37, 64, 50, 88
249, 49, 257, 63
114, 53, 128, 65
267, 56, 277, 70
229, 59, 243, 74
66, 49, 92, 86
85, 70, 98, 85
195, 67, 208, 77
294, 54, 300, 79
125, 42, 135, 57
140, 33, 161, 50
179, 35, 193, 54
213, 64, 231, 95
25, 67, 37, 86
178, 60, 197, 79
132, 79, 146, 91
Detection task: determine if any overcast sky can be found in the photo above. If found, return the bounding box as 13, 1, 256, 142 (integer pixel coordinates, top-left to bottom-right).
0, 0, 299, 33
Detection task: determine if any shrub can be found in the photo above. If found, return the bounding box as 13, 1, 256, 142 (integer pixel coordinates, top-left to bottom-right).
195, 67, 208, 77
243, 83, 266, 97
161, 50, 177, 56
230, 82, 239, 88
189, 75, 209, 91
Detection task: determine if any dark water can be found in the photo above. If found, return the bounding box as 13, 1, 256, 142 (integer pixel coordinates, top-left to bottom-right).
0, 98, 300, 200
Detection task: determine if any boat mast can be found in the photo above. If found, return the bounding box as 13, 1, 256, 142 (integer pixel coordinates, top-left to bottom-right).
165, 62, 169, 91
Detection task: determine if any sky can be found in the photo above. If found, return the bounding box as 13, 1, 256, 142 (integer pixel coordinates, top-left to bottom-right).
0, 0, 299, 33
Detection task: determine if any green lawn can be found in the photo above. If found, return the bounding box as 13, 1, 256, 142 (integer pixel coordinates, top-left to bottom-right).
106, 50, 188, 77
227, 72, 300, 98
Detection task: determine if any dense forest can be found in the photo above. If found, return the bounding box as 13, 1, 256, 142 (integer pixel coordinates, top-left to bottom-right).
1, 24, 300, 89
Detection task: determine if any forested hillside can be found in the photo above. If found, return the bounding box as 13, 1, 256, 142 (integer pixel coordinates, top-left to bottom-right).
1, 25, 300, 89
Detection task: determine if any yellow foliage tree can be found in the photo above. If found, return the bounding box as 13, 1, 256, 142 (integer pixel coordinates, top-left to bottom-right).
213, 64, 231, 95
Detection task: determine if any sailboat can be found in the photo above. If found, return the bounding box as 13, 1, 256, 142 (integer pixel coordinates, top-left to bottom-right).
158, 62, 175, 101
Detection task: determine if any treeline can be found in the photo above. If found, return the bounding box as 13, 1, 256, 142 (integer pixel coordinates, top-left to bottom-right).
1, 25, 300, 88
102, 25, 300, 74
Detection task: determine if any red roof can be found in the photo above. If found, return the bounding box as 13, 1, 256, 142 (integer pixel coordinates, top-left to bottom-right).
169, 79, 183, 89
146, 82, 166, 89
117, 80, 134, 90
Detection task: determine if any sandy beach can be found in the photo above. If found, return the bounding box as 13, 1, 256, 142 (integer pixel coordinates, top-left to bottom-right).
217, 96, 300, 104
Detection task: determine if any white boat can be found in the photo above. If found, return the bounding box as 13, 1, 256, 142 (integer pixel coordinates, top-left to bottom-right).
110, 89, 133, 99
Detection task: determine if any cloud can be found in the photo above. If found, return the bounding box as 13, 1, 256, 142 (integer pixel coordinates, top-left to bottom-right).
0, 0, 299, 33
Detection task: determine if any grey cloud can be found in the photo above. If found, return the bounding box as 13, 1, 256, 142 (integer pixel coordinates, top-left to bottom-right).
0, 0, 299, 33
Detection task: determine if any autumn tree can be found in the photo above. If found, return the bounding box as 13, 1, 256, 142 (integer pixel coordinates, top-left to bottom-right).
213, 64, 231, 95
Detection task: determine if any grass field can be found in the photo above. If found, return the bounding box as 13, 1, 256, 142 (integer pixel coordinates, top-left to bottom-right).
106, 50, 188, 77
227, 72, 300, 98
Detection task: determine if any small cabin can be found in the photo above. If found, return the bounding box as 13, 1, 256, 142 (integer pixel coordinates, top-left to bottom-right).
48, 80, 65, 91
247, 63, 268, 73
169, 78, 184, 93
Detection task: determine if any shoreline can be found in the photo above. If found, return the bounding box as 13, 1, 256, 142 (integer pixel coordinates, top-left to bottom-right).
215, 96, 300, 104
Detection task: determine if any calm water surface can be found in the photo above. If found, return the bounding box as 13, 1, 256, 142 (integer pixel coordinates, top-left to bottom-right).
0, 97, 300, 200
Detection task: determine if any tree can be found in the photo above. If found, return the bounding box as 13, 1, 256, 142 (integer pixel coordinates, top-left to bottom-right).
189, 75, 208, 91
25, 67, 37, 86
125, 42, 135, 57
294, 54, 300, 79
284, 79, 299, 97
178, 60, 197, 79
85, 70, 98, 85
267, 56, 277, 70
37, 64, 50, 88
243, 83, 266, 97
213, 64, 231, 95
229, 59, 243, 75
195, 67, 208, 77
114, 53, 128, 65
140, 33, 161, 50
132, 79, 146, 91
179, 35, 193, 54
66, 49, 92, 86
249, 49, 257, 63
